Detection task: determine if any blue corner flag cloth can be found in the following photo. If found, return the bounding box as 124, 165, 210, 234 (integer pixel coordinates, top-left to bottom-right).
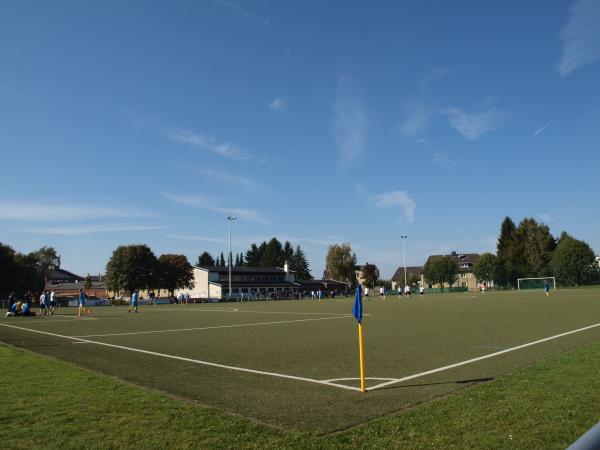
352, 285, 363, 323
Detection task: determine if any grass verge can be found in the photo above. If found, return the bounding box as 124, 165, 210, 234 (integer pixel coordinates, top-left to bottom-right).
1, 340, 600, 449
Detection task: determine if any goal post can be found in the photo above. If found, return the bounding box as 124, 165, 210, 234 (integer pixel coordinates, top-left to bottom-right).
517, 277, 556, 291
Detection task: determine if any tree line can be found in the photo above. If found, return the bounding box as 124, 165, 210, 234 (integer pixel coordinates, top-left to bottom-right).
420, 217, 599, 290
196, 238, 312, 280
0, 244, 60, 298
475, 217, 598, 288
105, 245, 194, 297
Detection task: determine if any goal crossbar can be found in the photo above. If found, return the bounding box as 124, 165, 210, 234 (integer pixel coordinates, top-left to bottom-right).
517, 277, 556, 291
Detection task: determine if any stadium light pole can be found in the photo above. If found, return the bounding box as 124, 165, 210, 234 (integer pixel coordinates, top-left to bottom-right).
401, 235, 408, 287
227, 216, 237, 300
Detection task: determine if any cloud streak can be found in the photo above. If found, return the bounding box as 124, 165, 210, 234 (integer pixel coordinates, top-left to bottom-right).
534, 121, 552, 136
0, 201, 157, 221
24, 224, 165, 235
433, 152, 458, 168
197, 169, 263, 191
440, 107, 510, 141
163, 193, 269, 224
373, 191, 416, 223
332, 77, 367, 168
269, 97, 287, 111
558, 0, 600, 77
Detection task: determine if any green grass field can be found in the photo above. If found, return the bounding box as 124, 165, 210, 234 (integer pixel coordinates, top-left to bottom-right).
2, 288, 600, 441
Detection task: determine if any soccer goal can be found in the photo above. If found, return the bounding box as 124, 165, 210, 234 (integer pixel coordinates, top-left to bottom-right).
517, 277, 556, 291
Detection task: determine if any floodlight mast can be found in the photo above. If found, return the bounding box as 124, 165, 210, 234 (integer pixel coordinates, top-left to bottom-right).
401, 235, 408, 287
227, 216, 237, 300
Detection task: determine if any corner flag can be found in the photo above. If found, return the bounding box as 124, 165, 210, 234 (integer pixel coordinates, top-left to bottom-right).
353, 285, 363, 323
352, 285, 366, 392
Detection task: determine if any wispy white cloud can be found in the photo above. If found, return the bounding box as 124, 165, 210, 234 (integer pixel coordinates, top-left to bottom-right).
269, 97, 287, 112
417, 68, 449, 89
168, 128, 250, 161
0, 84, 15, 94
197, 169, 263, 190
24, 224, 164, 235
373, 191, 416, 223
332, 77, 367, 168
538, 213, 553, 223
440, 107, 510, 141
534, 121, 552, 136
558, 0, 600, 77
0, 201, 157, 221
163, 193, 269, 224
433, 152, 458, 168
168, 234, 227, 243
398, 101, 433, 140
124, 111, 252, 161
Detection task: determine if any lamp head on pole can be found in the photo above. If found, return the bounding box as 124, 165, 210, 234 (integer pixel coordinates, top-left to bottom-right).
228, 216, 237, 221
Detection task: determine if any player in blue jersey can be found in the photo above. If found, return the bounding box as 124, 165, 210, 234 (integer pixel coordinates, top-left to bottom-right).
77, 289, 89, 317
128, 290, 139, 314
543, 279, 551, 296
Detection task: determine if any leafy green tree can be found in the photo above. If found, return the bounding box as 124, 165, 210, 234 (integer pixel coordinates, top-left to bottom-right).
291, 245, 312, 280
474, 253, 497, 284
245, 244, 261, 267
423, 256, 458, 292
261, 238, 284, 267
325, 243, 357, 284
105, 245, 158, 295
218, 253, 226, 266
157, 254, 195, 297
196, 252, 215, 267
550, 232, 596, 286
515, 218, 556, 277
14, 252, 44, 295
0, 243, 20, 298
361, 263, 379, 289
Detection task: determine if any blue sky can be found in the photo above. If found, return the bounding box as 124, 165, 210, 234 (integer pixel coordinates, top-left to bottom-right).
1, 0, 599, 279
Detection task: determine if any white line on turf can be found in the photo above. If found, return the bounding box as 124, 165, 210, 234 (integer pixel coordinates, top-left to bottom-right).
73, 315, 353, 338
368, 321, 600, 391
0, 323, 361, 392
160, 308, 360, 316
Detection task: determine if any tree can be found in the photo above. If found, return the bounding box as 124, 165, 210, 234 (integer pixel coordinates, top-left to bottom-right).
0, 243, 19, 298
157, 254, 195, 297
291, 245, 312, 280
196, 252, 215, 267
515, 218, 556, 277
84, 274, 92, 290
245, 244, 261, 267
361, 263, 379, 289
325, 243, 357, 284
423, 256, 458, 292
496, 217, 518, 288
283, 241, 294, 265
238, 252, 245, 267
105, 245, 158, 295
474, 253, 497, 284
219, 253, 226, 266
234, 253, 240, 266
550, 232, 596, 286
262, 238, 284, 267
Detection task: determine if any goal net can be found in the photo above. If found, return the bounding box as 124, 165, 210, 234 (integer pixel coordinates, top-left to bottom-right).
517, 277, 556, 291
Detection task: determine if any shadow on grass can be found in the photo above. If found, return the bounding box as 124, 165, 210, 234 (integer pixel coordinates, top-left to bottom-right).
379, 377, 494, 391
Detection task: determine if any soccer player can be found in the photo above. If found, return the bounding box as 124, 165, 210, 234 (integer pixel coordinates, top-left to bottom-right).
544, 279, 550, 296
77, 289, 89, 317
419, 285, 425, 297
49, 290, 56, 314
43, 291, 51, 315
39, 292, 46, 315
129, 290, 139, 314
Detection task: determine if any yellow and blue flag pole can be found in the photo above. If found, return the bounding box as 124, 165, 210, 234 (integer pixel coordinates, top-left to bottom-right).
352, 285, 366, 393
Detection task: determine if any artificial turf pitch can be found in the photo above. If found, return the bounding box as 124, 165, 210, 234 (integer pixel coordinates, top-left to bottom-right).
1, 288, 600, 433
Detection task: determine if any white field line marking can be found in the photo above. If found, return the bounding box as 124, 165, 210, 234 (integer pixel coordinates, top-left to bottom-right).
162, 308, 361, 316
52, 314, 98, 320
369, 321, 600, 391
73, 315, 353, 338
0, 323, 361, 392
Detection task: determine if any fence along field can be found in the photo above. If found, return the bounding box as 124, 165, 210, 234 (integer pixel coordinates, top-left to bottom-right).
1, 288, 600, 432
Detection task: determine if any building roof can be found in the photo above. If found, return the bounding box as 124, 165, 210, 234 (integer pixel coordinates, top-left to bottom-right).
391, 266, 424, 282
424, 252, 481, 272
197, 266, 290, 274
47, 267, 83, 282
